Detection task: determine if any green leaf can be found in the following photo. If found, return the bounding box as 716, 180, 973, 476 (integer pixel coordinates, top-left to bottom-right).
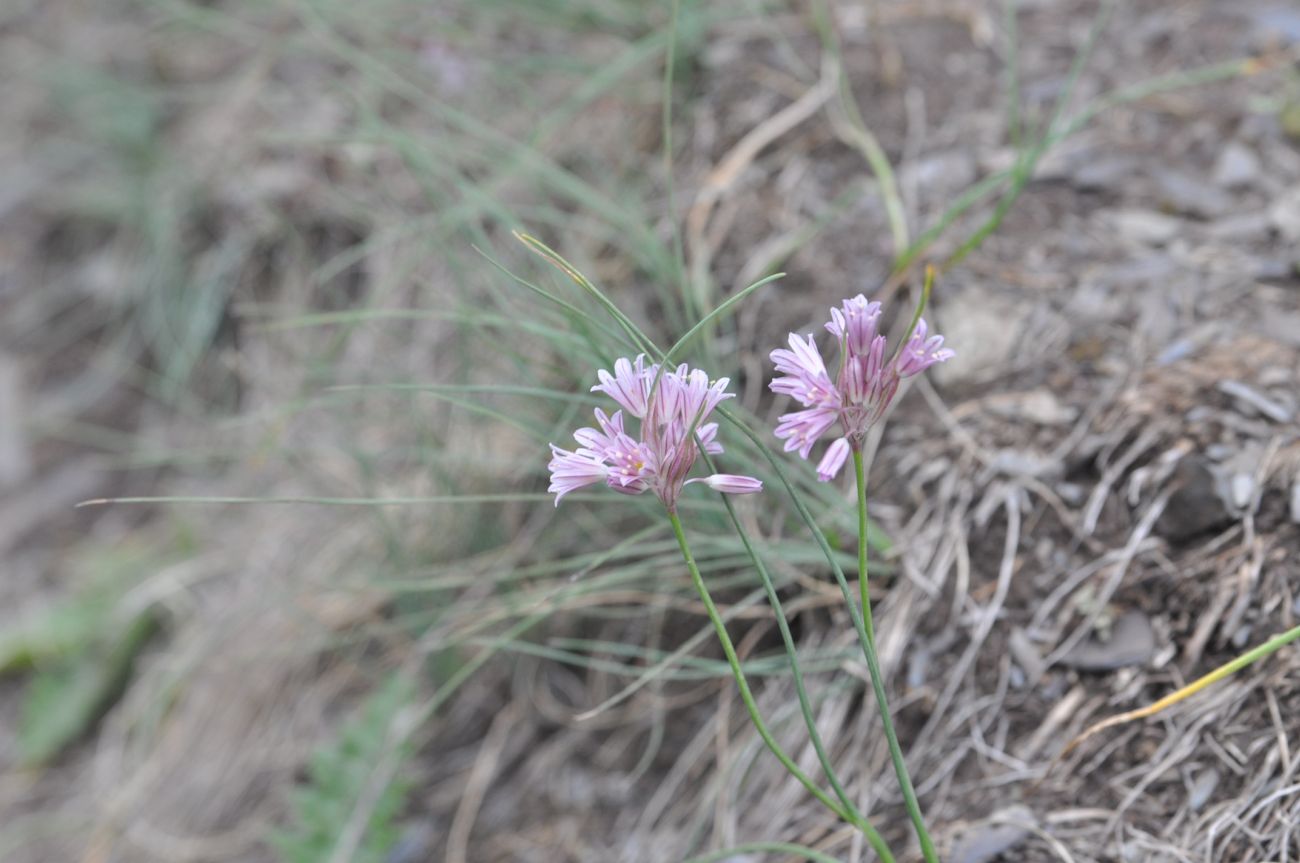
270, 674, 416, 863
18, 606, 161, 766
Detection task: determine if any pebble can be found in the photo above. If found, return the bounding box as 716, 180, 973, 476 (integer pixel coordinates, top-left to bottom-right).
1155, 338, 1197, 365
951, 806, 1035, 863
1262, 313, 1300, 348
1008, 627, 1047, 685
1188, 768, 1221, 811
933, 291, 1029, 384
1108, 209, 1182, 245
1213, 143, 1261, 189
1072, 155, 1134, 192
1055, 481, 1086, 505
1059, 611, 1156, 671
1206, 211, 1271, 241
983, 389, 1079, 426
1156, 457, 1235, 541
1154, 168, 1234, 218
1254, 259, 1299, 281
1269, 187, 1300, 242
901, 152, 978, 193
987, 449, 1058, 479
1230, 473, 1255, 510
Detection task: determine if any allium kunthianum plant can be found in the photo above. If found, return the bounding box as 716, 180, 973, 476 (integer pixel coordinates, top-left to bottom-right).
545, 247, 951, 861
549, 355, 896, 860
770, 272, 952, 863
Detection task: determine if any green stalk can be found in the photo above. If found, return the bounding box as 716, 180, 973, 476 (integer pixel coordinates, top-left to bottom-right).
811, 0, 909, 259
854, 450, 877, 645
667, 510, 896, 863
852, 448, 938, 862
700, 452, 868, 829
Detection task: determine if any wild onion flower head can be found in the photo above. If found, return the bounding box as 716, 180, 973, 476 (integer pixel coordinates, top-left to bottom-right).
548, 355, 763, 511
771, 295, 954, 481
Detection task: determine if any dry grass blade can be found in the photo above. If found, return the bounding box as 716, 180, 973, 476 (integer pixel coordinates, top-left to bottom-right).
684, 67, 835, 281
445, 704, 520, 863
1057, 625, 1300, 765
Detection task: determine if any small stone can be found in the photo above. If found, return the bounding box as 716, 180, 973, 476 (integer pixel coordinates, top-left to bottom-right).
1156, 338, 1197, 365
900, 152, 978, 193
1072, 155, 1135, 192
1156, 457, 1234, 541
907, 648, 931, 690
1056, 481, 1086, 505
1188, 768, 1221, 811
933, 291, 1029, 384
1213, 143, 1261, 189
1290, 480, 1300, 524
1154, 168, 1234, 218
1269, 187, 1300, 242
1262, 313, 1300, 348
1206, 211, 1272, 241
1008, 628, 1047, 685
1109, 209, 1182, 245
987, 449, 1058, 478
951, 806, 1036, 863
1254, 259, 1299, 281
983, 389, 1078, 426
1059, 611, 1156, 671
1230, 473, 1255, 510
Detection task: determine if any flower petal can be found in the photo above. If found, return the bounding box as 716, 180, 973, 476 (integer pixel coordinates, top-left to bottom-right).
774, 407, 838, 460
686, 474, 763, 494
547, 445, 609, 505
815, 438, 852, 482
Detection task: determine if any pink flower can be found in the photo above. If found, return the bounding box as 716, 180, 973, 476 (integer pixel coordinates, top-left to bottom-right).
549, 356, 763, 510
816, 438, 852, 482
686, 473, 764, 494
773, 407, 838, 460
770, 295, 954, 480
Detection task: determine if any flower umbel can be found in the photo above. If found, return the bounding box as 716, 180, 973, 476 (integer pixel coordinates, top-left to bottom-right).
549, 356, 762, 510
771, 295, 954, 480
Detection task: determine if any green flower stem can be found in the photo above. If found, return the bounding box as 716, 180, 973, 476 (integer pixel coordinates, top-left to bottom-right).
700, 464, 871, 829
852, 447, 938, 862
668, 509, 896, 863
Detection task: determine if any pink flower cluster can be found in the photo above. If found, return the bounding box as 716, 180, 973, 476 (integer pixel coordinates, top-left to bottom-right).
771, 295, 954, 481
548, 356, 763, 510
